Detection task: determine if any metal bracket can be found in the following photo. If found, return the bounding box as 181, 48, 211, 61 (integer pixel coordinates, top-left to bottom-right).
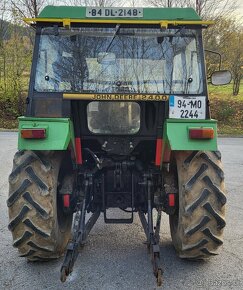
103, 173, 134, 224
60, 178, 100, 282
138, 173, 163, 286
63, 18, 71, 29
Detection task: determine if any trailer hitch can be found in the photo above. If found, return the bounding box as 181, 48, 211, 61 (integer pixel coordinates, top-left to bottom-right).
60, 170, 163, 286
60, 178, 100, 282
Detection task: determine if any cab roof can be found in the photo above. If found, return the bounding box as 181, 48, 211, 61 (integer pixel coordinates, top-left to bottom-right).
38, 6, 201, 21
24, 6, 213, 28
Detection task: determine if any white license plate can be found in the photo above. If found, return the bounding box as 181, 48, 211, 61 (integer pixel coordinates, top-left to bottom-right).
86, 7, 143, 18
169, 96, 206, 119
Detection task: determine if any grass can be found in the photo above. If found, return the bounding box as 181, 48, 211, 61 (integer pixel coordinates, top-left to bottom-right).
208, 83, 243, 135
217, 125, 243, 135
208, 83, 243, 100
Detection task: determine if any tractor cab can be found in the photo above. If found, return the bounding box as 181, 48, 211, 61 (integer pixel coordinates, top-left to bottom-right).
8, 6, 228, 286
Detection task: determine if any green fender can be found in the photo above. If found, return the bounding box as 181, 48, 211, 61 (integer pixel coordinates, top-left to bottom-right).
18, 117, 218, 155
18, 117, 75, 151
163, 119, 218, 152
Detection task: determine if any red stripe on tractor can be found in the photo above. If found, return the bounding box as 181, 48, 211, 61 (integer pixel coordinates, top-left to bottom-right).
155, 138, 163, 166
163, 143, 171, 163
75, 137, 83, 164
168, 194, 175, 207
63, 194, 70, 208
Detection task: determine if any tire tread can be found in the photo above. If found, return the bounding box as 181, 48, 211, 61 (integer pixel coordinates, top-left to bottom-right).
8, 150, 72, 261
170, 150, 226, 259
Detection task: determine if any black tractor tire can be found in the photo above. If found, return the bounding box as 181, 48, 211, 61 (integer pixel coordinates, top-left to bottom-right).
7, 150, 73, 261
170, 150, 226, 259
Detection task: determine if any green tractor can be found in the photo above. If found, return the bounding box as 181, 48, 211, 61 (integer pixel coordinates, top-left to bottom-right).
7, 6, 230, 286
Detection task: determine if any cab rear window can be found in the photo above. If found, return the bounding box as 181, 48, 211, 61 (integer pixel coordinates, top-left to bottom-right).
87, 102, 140, 135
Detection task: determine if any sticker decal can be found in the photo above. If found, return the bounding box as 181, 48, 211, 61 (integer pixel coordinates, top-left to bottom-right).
63, 93, 169, 102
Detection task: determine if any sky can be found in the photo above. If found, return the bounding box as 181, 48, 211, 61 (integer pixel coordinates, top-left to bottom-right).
236, 1, 243, 17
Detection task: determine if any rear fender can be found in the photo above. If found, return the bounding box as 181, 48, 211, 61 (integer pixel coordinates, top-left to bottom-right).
18, 116, 75, 151
161, 119, 218, 163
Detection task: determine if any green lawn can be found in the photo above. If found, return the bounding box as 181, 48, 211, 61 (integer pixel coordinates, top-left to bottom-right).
208, 83, 243, 100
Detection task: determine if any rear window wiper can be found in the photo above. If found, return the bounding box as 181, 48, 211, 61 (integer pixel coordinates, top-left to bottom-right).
104, 24, 121, 54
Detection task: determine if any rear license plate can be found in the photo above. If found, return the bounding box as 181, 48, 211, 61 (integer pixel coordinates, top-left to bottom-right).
86, 7, 143, 18
169, 96, 206, 119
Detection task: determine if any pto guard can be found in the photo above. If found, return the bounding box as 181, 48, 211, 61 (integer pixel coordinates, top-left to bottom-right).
163, 119, 218, 153
18, 116, 75, 151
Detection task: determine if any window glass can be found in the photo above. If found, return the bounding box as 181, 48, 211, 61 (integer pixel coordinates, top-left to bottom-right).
35, 27, 203, 95
87, 102, 140, 134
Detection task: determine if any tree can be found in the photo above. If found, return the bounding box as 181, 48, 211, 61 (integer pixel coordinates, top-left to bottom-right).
0, 22, 32, 116
62, 0, 121, 7
10, 0, 46, 18
0, 1, 34, 120
226, 29, 243, 95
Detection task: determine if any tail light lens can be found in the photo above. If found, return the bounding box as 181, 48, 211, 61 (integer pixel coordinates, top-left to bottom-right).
21, 129, 46, 139
168, 193, 175, 207
189, 128, 214, 139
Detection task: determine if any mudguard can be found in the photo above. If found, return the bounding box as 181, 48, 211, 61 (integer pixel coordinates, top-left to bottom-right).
163, 118, 217, 152
18, 116, 75, 151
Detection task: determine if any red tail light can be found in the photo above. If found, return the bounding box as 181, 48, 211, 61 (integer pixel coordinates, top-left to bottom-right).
63, 194, 70, 208
189, 128, 214, 139
21, 129, 46, 139
168, 193, 175, 207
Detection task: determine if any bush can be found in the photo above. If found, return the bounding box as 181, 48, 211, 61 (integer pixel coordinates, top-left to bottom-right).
210, 99, 236, 122
210, 97, 243, 132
